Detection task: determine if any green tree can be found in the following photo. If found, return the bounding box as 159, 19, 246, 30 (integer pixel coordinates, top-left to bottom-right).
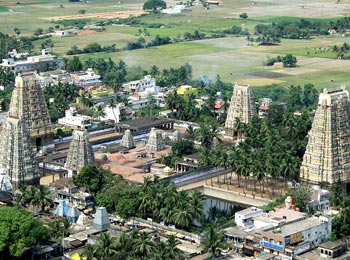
95, 232, 118, 259
289, 185, 312, 212
201, 225, 227, 256
282, 54, 297, 67
0, 207, 50, 258
66, 56, 83, 72
239, 12, 248, 19
73, 165, 114, 196
36, 185, 53, 212
143, 0, 166, 11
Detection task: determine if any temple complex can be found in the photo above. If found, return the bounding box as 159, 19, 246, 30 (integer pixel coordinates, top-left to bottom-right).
146, 127, 165, 151
0, 117, 38, 188
8, 73, 53, 151
300, 87, 350, 184
225, 83, 256, 137
172, 130, 181, 143
120, 129, 135, 149
65, 129, 95, 176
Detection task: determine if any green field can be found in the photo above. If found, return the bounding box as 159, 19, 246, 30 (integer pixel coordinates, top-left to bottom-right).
2, 0, 350, 90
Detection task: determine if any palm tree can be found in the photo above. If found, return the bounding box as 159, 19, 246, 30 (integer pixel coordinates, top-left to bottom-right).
82, 243, 98, 260
150, 65, 160, 76
133, 231, 155, 258
15, 184, 28, 206
201, 225, 226, 257
189, 190, 204, 222
228, 148, 240, 187
166, 235, 183, 260
172, 200, 193, 229
195, 124, 216, 149
96, 232, 118, 259
80, 92, 94, 108
153, 241, 170, 260
27, 186, 39, 214
94, 104, 106, 122
108, 98, 118, 124
186, 125, 196, 141
36, 185, 53, 212
198, 148, 212, 166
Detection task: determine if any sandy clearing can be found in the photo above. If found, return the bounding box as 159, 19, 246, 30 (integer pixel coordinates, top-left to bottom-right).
39, 10, 148, 21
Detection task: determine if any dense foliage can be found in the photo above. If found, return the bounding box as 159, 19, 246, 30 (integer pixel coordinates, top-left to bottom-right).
96, 176, 204, 229
198, 110, 311, 197
0, 207, 50, 258
82, 231, 185, 260
43, 82, 79, 121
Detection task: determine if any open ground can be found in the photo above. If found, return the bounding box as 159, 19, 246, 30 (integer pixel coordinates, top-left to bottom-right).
2, 0, 350, 88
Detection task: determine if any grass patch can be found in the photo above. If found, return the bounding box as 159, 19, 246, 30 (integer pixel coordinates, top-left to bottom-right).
0, 6, 9, 12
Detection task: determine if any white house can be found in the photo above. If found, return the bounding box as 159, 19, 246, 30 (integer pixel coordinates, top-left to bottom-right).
123, 75, 158, 94
128, 93, 149, 110
0, 49, 64, 73
71, 68, 101, 86
162, 5, 190, 14
235, 207, 264, 228
58, 107, 92, 129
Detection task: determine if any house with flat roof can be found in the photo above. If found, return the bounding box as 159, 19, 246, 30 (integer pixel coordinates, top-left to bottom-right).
260, 216, 331, 259
71, 68, 101, 87
235, 207, 264, 228
0, 49, 63, 73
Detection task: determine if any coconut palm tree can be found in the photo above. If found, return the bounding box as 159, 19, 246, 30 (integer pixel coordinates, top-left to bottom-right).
82, 244, 98, 260
133, 231, 155, 258
189, 190, 205, 222
172, 199, 193, 229
198, 148, 212, 166
108, 98, 118, 124
96, 232, 118, 259
166, 235, 183, 260
36, 185, 53, 212
94, 104, 106, 122
201, 225, 227, 257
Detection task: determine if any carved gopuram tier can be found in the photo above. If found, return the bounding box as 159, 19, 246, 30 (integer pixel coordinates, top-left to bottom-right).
146, 127, 165, 151
0, 117, 38, 188
120, 129, 135, 149
300, 87, 350, 185
225, 83, 256, 137
65, 129, 95, 175
8, 73, 53, 151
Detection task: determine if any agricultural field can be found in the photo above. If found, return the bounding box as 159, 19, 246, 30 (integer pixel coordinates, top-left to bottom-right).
2, 0, 350, 89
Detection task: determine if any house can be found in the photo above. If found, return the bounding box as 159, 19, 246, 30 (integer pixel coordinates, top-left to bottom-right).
176, 85, 198, 96
161, 5, 191, 14
52, 30, 72, 37
71, 68, 101, 87
58, 107, 92, 129
259, 98, 272, 118
128, 93, 149, 110
308, 185, 330, 212
235, 207, 264, 228
123, 75, 158, 94
0, 49, 64, 73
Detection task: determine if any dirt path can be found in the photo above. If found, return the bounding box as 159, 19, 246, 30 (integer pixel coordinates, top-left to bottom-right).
40, 10, 148, 21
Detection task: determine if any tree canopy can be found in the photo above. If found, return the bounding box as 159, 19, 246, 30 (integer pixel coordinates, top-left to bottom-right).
143, 0, 166, 10
73, 165, 114, 196
0, 207, 50, 258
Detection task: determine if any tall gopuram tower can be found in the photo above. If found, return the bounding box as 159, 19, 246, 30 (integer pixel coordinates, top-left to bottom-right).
0, 116, 38, 188
146, 127, 165, 151
300, 87, 350, 185
8, 73, 53, 152
65, 129, 95, 177
225, 83, 256, 137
